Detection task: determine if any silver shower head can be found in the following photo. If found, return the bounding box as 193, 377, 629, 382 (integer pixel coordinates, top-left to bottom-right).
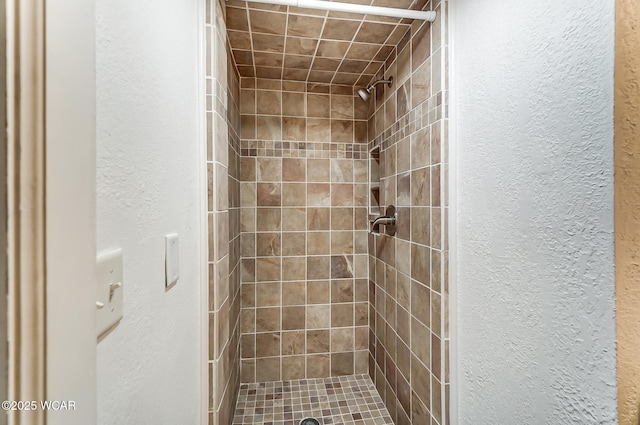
357, 77, 393, 102
357, 87, 371, 102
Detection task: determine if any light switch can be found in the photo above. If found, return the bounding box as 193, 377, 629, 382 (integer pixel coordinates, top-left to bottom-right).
96, 248, 124, 338
165, 233, 179, 287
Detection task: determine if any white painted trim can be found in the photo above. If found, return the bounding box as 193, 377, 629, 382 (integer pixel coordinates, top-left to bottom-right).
6, 0, 47, 423
197, 1, 209, 424
447, 0, 458, 423
44, 0, 97, 423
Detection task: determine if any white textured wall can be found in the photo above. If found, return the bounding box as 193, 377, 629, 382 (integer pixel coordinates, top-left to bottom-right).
96, 1, 201, 424
453, 0, 617, 423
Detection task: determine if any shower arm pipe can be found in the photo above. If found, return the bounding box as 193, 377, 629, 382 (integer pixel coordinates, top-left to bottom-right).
367, 78, 392, 90
235, 0, 436, 22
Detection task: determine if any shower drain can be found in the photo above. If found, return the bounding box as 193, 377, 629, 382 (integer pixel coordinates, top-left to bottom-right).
299, 418, 320, 425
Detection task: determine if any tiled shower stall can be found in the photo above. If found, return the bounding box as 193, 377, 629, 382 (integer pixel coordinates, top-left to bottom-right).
205, 0, 449, 423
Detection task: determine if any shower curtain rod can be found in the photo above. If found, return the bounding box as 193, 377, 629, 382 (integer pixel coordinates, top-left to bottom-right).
235, 0, 436, 22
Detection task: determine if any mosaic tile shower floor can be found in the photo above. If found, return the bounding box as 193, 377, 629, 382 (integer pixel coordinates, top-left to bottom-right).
232, 374, 394, 425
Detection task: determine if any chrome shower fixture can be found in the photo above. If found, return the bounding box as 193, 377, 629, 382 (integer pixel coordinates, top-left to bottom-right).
357, 77, 393, 102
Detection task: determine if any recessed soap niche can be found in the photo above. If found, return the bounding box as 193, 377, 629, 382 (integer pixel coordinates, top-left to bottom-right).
369, 146, 380, 216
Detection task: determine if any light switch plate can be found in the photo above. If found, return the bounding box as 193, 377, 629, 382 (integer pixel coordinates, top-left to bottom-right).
165, 233, 179, 286
96, 248, 124, 338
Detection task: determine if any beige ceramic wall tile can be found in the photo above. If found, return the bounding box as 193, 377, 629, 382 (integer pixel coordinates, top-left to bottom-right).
229, 12, 446, 424
366, 2, 450, 423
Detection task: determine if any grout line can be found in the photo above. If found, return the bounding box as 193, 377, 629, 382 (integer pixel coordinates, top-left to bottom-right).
304, 9, 330, 84
227, 2, 418, 87
329, 13, 365, 87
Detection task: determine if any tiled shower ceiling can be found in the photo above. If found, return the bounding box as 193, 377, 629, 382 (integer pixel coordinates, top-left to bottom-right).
225, 0, 427, 86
